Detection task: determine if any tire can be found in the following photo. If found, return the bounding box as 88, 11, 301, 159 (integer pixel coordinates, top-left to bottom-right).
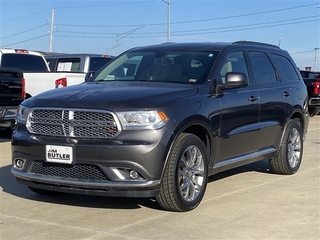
156, 133, 208, 212
308, 107, 320, 117
6, 121, 15, 134
269, 120, 303, 175
28, 187, 58, 195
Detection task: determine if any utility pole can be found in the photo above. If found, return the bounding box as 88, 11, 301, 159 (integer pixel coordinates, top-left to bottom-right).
161, 0, 170, 42
49, 9, 54, 52
315, 47, 319, 71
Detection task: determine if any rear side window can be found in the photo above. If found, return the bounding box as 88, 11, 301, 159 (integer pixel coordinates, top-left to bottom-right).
248, 52, 277, 85
1, 54, 48, 72
271, 54, 300, 80
56, 58, 80, 72
89, 57, 113, 72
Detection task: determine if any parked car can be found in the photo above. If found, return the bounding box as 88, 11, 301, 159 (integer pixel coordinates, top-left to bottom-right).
0, 67, 25, 131
45, 53, 114, 87
11, 41, 309, 211
300, 70, 320, 116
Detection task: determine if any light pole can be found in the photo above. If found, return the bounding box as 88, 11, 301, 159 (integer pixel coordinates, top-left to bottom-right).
161, 0, 170, 42
278, 38, 282, 47
314, 47, 319, 71
105, 42, 125, 54
115, 25, 148, 55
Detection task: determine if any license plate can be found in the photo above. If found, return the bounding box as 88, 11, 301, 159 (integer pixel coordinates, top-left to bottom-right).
46, 145, 73, 164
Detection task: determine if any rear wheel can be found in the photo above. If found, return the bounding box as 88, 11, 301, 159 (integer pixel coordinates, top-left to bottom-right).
270, 120, 303, 175
156, 133, 208, 212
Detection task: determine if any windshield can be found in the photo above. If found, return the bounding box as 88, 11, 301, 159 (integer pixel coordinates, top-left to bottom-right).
92, 50, 219, 84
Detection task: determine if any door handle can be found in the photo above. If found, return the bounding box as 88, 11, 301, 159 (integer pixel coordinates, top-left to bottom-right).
248, 96, 259, 102
283, 91, 291, 97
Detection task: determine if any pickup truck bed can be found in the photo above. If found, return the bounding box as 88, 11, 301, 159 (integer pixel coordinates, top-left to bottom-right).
0, 67, 25, 130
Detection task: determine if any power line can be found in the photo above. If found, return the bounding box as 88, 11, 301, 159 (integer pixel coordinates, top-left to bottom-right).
0, 23, 48, 40
0, 10, 50, 25
291, 50, 315, 54
0, 0, 156, 25
161, 3, 320, 25
167, 19, 320, 37
1, 34, 48, 47
2, 2, 319, 47
55, 15, 319, 36
53, 0, 157, 9
170, 16, 319, 34
53, 3, 319, 28
53, 17, 319, 39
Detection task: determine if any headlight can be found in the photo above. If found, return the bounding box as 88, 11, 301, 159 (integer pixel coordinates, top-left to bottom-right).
117, 111, 168, 130
16, 105, 30, 125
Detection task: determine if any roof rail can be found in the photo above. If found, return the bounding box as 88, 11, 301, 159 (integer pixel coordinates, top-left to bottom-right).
233, 41, 279, 49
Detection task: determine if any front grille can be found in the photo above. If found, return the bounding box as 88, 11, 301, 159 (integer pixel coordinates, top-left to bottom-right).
27, 108, 120, 139
30, 161, 109, 182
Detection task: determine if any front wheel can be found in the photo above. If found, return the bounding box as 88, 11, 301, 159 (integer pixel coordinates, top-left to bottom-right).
156, 133, 208, 212
269, 120, 303, 175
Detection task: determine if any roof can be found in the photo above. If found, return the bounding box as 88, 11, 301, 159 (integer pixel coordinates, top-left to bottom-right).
0, 48, 45, 57
127, 41, 280, 52
44, 53, 115, 59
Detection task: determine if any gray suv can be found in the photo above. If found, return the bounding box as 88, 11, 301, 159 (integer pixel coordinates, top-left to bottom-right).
12, 41, 309, 211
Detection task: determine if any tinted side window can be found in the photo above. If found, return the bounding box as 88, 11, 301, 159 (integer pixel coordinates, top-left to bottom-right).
219, 51, 249, 84
248, 52, 276, 85
1, 54, 48, 72
56, 58, 80, 72
272, 54, 300, 80
300, 71, 320, 79
89, 57, 113, 72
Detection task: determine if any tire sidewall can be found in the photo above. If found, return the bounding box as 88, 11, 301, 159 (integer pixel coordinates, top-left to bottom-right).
283, 120, 303, 173
171, 134, 208, 210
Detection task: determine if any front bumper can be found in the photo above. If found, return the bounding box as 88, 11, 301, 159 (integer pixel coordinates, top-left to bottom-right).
12, 168, 160, 197
11, 125, 173, 197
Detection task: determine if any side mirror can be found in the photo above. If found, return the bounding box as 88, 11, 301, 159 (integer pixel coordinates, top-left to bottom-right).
224, 72, 248, 89
85, 71, 95, 82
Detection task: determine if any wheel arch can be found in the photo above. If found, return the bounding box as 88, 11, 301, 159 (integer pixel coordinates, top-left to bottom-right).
26, 92, 32, 99
288, 106, 308, 140
161, 115, 217, 180
276, 109, 305, 154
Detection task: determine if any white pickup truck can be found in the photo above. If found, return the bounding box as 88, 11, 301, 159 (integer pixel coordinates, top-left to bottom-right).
0, 48, 81, 98
45, 53, 114, 88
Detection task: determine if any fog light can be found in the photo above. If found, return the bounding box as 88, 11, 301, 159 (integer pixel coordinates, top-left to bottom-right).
129, 170, 138, 179
111, 167, 145, 181
15, 159, 25, 169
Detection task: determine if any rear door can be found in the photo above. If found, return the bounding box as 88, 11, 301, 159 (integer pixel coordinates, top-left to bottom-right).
247, 51, 286, 149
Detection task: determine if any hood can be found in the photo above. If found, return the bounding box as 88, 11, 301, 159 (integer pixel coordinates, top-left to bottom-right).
24, 81, 198, 110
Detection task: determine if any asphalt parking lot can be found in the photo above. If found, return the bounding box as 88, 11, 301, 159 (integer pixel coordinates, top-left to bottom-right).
0, 116, 319, 240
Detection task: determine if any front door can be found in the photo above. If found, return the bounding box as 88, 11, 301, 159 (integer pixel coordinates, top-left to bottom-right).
216, 51, 260, 162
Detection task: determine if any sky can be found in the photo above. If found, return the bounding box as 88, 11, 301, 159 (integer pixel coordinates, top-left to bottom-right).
0, 0, 319, 71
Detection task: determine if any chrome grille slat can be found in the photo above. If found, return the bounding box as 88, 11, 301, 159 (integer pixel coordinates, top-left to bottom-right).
27, 108, 120, 139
